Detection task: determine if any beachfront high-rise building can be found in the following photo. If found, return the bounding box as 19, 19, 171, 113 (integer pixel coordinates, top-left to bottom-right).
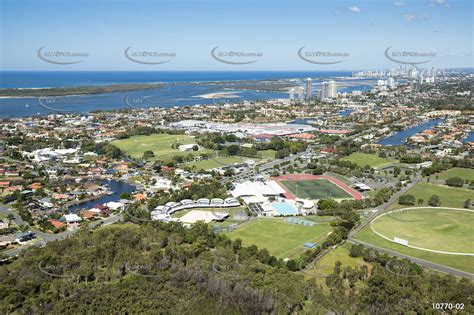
289, 88, 295, 100
418, 74, 424, 85
319, 81, 337, 101
295, 87, 305, 102
305, 78, 312, 101
388, 77, 395, 89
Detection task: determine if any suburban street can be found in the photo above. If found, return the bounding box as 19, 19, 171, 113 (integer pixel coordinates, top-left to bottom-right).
1, 205, 123, 258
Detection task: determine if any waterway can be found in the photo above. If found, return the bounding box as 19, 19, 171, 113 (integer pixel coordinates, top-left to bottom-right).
68, 179, 135, 212
377, 118, 444, 146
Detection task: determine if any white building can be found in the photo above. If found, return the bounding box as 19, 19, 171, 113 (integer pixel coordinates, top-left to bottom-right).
178, 144, 199, 152
230, 180, 286, 204
305, 78, 313, 101
289, 88, 295, 100
319, 81, 337, 101
388, 77, 396, 89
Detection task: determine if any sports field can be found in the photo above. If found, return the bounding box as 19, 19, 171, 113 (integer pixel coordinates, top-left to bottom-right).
185, 157, 245, 170
112, 133, 212, 160
341, 153, 393, 168
393, 182, 473, 209
225, 218, 332, 258
436, 167, 474, 182
280, 179, 352, 200
372, 208, 474, 253
354, 207, 474, 273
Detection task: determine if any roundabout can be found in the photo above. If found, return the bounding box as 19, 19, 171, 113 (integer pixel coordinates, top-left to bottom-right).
370, 207, 474, 256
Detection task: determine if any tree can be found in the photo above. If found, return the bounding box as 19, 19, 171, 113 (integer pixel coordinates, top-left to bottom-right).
464, 199, 472, 209
398, 194, 415, 205
428, 195, 440, 207
142, 150, 155, 159
225, 145, 240, 156
445, 177, 464, 187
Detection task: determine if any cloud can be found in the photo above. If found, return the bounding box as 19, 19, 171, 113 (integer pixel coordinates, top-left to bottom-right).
394, 1, 405, 7
404, 14, 429, 22
347, 6, 361, 13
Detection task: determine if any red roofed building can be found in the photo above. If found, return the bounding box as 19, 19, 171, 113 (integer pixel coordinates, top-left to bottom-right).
48, 219, 66, 229
0, 182, 10, 191
319, 129, 350, 135
321, 148, 337, 154
288, 133, 315, 140
133, 193, 146, 201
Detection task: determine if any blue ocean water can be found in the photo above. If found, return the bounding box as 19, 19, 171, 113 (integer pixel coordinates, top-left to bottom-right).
0, 71, 373, 118
0, 71, 354, 88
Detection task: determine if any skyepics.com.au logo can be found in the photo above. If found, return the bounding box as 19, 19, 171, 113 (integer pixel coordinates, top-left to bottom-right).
298, 47, 349, 64
385, 46, 436, 65
125, 261, 170, 278
123, 95, 162, 109
211, 46, 263, 65
38, 96, 88, 113
38, 260, 82, 278
385, 259, 423, 278
37, 46, 89, 65
124, 46, 176, 65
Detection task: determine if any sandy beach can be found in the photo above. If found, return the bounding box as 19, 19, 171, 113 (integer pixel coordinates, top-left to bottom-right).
193, 91, 240, 99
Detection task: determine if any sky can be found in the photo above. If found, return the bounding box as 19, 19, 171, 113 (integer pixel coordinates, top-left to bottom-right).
0, 0, 472, 71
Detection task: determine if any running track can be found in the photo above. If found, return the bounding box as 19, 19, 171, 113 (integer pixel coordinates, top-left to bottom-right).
272, 174, 363, 200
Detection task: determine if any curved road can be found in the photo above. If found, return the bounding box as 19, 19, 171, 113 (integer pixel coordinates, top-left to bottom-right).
347, 178, 474, 279
0, 205, 122, 258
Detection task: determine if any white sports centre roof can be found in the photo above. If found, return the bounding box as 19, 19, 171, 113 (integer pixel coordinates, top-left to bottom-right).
230, 180, 286, 198
179, 210, 229, 224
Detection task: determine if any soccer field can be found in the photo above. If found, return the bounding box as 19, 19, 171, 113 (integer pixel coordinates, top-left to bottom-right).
112, 133, 212, 160
280, 179, 352, 200
225, 218, 332, 258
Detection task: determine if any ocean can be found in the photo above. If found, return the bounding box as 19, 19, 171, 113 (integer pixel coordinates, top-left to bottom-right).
0, 71, 373, 118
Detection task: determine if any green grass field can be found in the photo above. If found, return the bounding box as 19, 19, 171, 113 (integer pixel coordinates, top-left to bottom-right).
185, 156, 253, 170
310, 243, 373, 277
393, 182, 473, 209
372, 208, 474, 253
354, 183, 474, 273
112, 134, 212, 160
342, 153, 393, 168
355, 224, 474, 273
436, 167, 474, 182
257, 150, 276, 160
225, 218, 332, 258
280, 179, 352, 200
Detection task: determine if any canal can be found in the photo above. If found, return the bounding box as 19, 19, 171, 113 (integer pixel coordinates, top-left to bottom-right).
378, 118, 444, 146
68, 179, 135, 212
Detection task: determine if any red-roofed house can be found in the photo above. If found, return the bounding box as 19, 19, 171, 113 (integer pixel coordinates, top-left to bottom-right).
48, 219, 66, 229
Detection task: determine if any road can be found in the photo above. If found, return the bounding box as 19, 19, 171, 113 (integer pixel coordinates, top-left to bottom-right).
348, 239, 474, 280
347, 178, 474, 279
349, 178, 420, 238
0, 205, 123, 258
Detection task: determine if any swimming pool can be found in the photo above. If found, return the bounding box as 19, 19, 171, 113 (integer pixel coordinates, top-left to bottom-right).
272, 202, 298, 216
